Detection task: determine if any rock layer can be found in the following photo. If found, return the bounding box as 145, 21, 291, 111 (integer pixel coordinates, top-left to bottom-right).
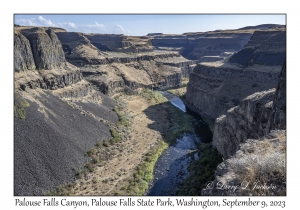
201, 60, 286, 196
21, 28, 67, 70
14, 32, 36, 72
185, 63, 281, 120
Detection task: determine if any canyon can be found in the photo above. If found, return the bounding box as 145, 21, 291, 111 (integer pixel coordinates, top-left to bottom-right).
14, 23, 286, 196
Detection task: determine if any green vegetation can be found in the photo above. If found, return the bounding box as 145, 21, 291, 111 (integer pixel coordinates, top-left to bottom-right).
181, 77, 189, 87
119, 140, 168, 195
139, 88, 168, 103
110, 128, 121, 144
102, 139, 110, 147
176, 143, 222, 195
117, 90, 193, 195
167, 78, 189, 99
114, 107, 129, 128
164, 105, 193, 144
86, 148, 97, 157
46, 183, 76, 196
66, 101, 74, 109
14, 93, 30, 119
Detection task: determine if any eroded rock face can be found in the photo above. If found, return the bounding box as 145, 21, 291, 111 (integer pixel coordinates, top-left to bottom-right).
14, 32, 36, 72
229, 30, 286, 66
266, 61, 286, 132
185, 63, 280, 120
211, 61, 286, 159
85, 34, 155, 53
151, 32, 252, 60
185, 28, 286, 122
21, 28, 66, 70
213, 89, 276, 159
56, 32, 107, 66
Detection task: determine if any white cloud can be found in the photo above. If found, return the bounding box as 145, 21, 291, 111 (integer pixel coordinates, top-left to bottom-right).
37, 16, 56, 27
15, 18, 131, 35
57, 22, 77, 29
68, 22, 77, 29
113, 24, 130, 35
15, 18, 37, 26
15, 16, 56, 27
84, 21, 107, 33
15, 16, 78, 31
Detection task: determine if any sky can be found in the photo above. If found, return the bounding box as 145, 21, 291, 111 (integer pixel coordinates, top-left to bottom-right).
14, 14, 286, 36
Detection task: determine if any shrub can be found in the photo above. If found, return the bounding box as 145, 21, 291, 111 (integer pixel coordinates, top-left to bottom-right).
110, 128, 121, 144
86, 148, 97, 157
14, 93, 30, 119
103, 139, 110, 147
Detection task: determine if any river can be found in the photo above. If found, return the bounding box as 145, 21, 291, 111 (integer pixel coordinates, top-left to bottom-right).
145, 91, 212, 196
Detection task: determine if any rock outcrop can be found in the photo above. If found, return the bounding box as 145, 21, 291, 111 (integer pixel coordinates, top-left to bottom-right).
85, 34, 155, 52
185, 28, 286, 121
151, 31, 253, 60
55, 31, 196, 96
229, 30, 286, 66
14, 27, 84, 91
182, 27, 286, 196
202, 130, 286, 196
21, 27, 67, 70
14, 32, 36, 72
14, 26, 118, 195
185, 62, 281, 120
201, 60, 286, 195
56, 32, 107, 66
266, 61, 286, 131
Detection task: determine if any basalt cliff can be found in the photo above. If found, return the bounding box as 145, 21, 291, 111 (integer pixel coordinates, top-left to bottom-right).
184, 26, 286, 195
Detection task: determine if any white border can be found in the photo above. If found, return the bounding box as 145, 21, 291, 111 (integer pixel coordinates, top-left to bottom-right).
3, 0, 297, 209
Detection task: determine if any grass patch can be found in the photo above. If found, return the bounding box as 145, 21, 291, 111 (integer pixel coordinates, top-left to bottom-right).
139, 88, 168, 103
102, 139, 110, 147
114, 107, 129, 128
120, 140, 168, 195
86, 148, 97, 157
117, 90, 193, 195
110, 128, 121, 144
14, 93, 30, 119
46, 183, 76, 196
227, 132, 286, 195
182, 78, 189, 87
164, 104, 193, 144
176, 143, 222, 195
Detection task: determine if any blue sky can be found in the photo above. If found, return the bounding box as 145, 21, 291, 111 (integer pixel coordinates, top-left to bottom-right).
14, 14, 286, 36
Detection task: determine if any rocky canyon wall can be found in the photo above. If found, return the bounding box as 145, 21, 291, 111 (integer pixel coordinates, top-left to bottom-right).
14, 26, 118, 195
182, 27, 286, 195
56, 31, 196, 96
14, 25, 196, 195
202, 61, 286, 195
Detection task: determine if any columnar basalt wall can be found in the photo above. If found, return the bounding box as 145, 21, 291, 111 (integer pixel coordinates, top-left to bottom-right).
185, 63, 281, 120
21, 28, 67, 70
14, 32, 36, 72
201, 62, 286, 196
